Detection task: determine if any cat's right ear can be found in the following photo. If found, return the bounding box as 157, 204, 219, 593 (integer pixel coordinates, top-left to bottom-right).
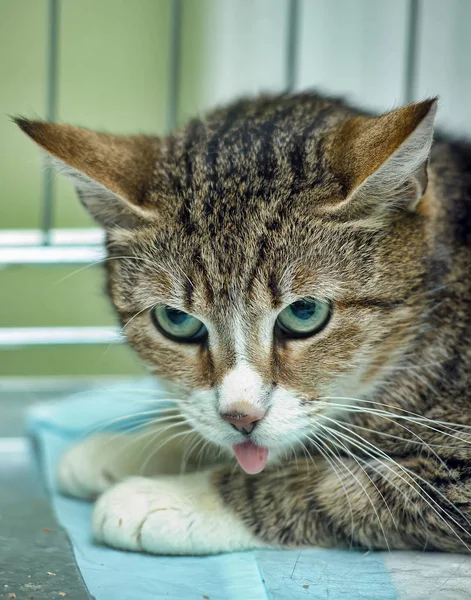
326, 98, 437, 224
14, 118, 161, 228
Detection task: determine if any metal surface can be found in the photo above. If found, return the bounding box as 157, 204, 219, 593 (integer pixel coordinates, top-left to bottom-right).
0, 438, 93, 599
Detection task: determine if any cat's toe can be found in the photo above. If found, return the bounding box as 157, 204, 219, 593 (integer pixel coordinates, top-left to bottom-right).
92, 477, 153, 551
92, 476, 200, 554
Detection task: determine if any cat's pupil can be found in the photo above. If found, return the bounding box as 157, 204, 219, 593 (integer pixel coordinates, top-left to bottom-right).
165, 308, 188, 325
290, 301, 317, 320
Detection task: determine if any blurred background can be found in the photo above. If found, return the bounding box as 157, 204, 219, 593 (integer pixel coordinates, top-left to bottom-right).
1, 0, 470, 384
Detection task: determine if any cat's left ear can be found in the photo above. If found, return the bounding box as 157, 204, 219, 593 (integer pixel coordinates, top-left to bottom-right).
327, 98, 437, 221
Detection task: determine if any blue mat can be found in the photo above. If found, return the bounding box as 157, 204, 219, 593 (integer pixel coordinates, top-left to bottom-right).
27, 381, 471, 599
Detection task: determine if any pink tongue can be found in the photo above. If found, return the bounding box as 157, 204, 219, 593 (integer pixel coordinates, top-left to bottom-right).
233, 441, 269, 474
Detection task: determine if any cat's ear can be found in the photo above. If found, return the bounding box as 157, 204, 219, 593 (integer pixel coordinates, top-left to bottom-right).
328, 98, 437, 222
14, 118, 161, 228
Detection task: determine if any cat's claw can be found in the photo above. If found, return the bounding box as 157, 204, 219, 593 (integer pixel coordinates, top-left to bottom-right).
92, 472, 266, 555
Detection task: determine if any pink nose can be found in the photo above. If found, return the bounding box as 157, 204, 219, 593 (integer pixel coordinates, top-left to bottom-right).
220, 408, 265, 434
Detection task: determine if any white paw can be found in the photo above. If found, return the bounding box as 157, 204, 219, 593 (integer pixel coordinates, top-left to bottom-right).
92, 472, 266, 555
57, 434, 128, 499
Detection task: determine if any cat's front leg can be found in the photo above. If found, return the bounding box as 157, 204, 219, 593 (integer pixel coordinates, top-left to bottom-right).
58, 425, 210, 500
92, 455, 471, 555
90, 460, 354, 554
91, 461, 337, 554
92, 471, 267, 554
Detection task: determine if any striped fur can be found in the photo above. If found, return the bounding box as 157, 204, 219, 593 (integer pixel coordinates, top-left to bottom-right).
17, 92, 471, 554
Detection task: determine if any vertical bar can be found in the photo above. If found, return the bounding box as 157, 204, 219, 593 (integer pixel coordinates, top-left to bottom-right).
41, 0, 60, 245
166, 0, 183, 133
404, 0, 420, 104
285, 0, 300, 93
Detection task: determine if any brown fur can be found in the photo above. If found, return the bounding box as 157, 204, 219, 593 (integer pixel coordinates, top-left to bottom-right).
329, 100, 434, 194
16, 92, 471, 552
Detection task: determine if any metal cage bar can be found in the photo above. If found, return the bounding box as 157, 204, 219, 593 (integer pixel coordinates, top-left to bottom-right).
285, 0, 299, 93
41, 0, 60, 245
166, 0, 183, 133
0, 327, 122, 348
404, 0, 420, 104
0, 246, 105, 266
0, 229, 105, 266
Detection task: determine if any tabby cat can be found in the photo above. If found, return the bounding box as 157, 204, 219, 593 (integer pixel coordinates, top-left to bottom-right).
16, 92, 471, 555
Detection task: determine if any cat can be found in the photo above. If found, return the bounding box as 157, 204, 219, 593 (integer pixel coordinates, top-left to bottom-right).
16, 91, 471, 555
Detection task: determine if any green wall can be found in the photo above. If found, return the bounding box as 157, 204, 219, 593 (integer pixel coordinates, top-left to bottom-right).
0, 0, 204, 376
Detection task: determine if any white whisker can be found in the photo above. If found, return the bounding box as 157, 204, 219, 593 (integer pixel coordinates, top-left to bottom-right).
313, 430, 392, 550
318, 422, 471, 550
300, 432, 356, 547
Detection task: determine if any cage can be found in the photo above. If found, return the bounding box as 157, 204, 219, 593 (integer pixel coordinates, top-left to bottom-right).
1, 1, 471, 598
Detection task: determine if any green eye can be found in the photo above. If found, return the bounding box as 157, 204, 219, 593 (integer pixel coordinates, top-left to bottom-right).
151, 306, 207, 342
276, 298, 331, 338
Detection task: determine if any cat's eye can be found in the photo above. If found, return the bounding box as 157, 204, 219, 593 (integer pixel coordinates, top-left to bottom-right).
151, 306, 207, 342
276, 298, 331, 338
